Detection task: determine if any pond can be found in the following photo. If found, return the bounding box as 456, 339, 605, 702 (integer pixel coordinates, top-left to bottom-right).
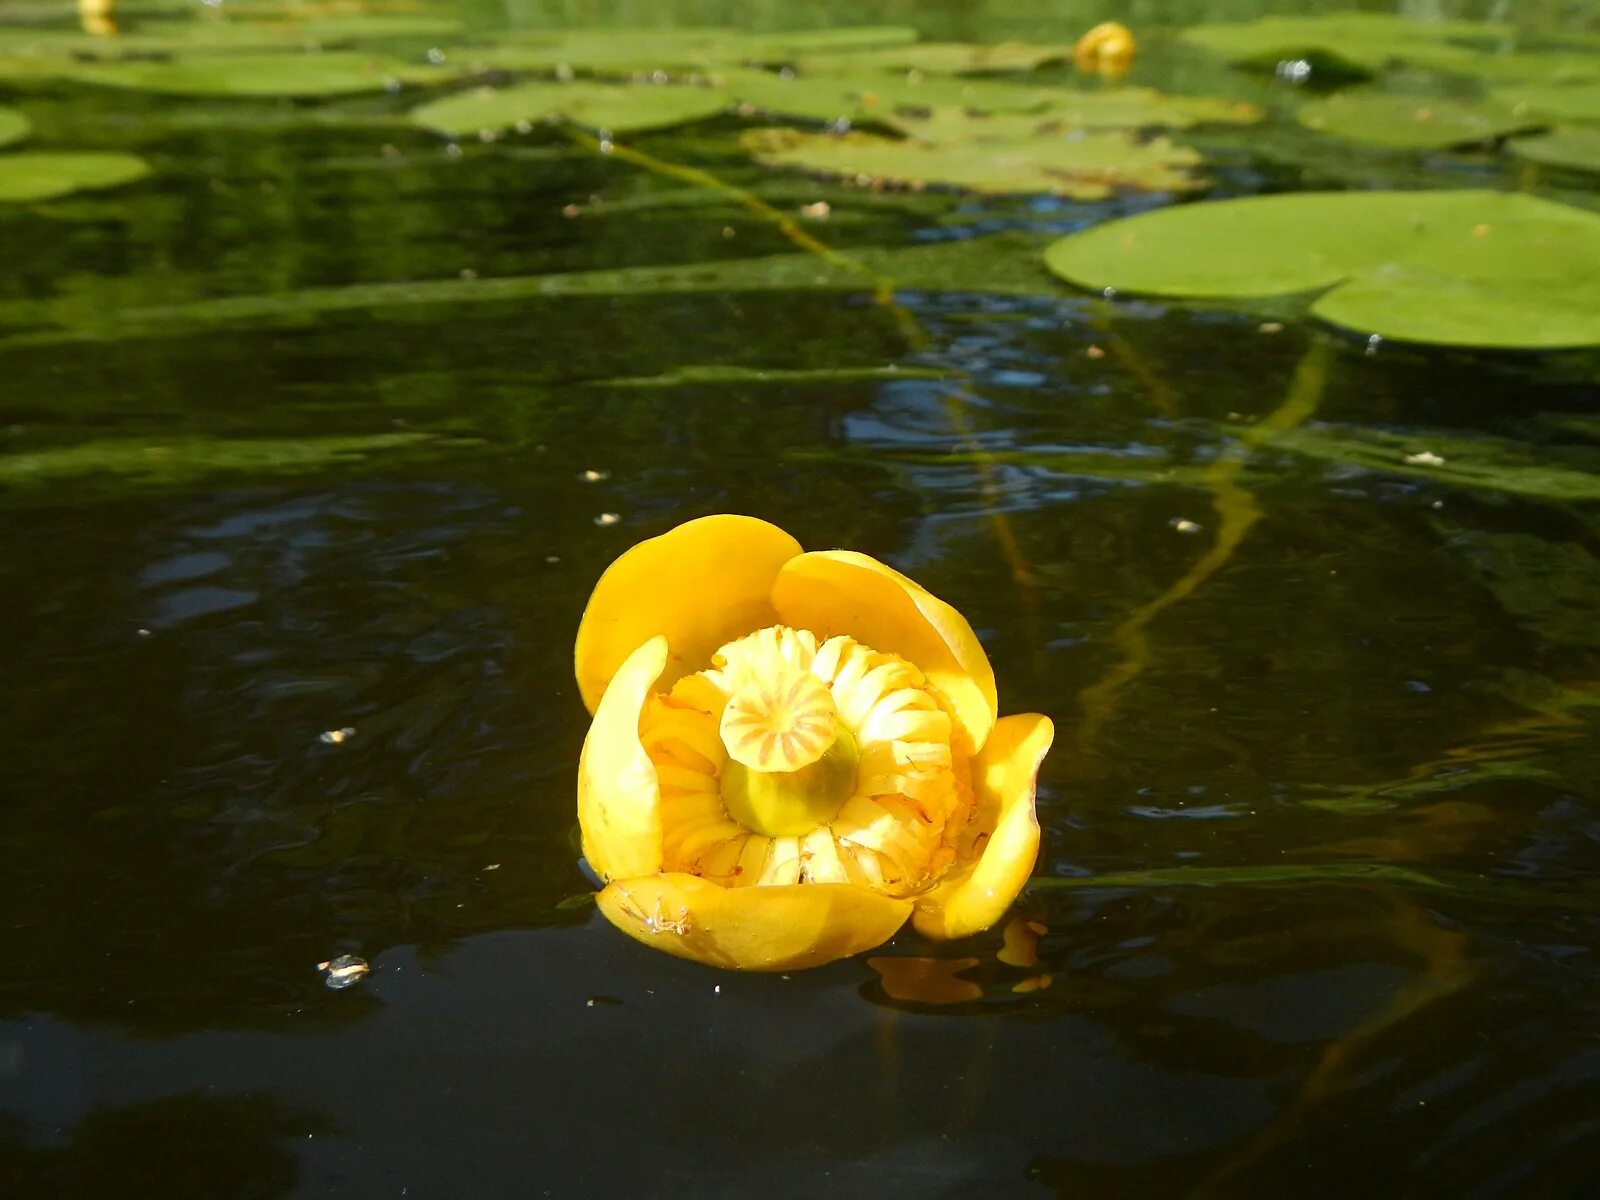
2, 1, 1599, 1196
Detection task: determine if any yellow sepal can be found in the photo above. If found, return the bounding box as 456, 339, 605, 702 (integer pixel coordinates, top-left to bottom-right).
577, 636, 668, 882
574, 514, 801, 714
596, 873, 913, 971
913, 713, 1053, 940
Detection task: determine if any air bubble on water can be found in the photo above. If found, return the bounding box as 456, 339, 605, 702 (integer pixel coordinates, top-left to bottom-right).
1365, 333, 1383, 355
1102, 286, 1117, 300
318, 955, 369, 990
427, 48, 448, 65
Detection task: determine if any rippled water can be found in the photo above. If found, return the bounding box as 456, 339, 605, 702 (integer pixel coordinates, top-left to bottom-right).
3, 3, 1600, 1197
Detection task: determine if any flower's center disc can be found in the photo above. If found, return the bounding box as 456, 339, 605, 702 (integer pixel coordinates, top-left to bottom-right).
720, 668, 837, 772
718, 662, 856, 837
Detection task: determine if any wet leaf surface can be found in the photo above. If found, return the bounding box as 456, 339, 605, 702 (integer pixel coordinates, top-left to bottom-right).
1045, 189, 1600, 347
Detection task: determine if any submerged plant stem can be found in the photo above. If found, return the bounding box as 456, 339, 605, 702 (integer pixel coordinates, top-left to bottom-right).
561, 123, 1041, 626
1076, 337, 1333, 749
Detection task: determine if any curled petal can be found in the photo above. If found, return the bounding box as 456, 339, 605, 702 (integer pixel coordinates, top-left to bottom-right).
596, 873, 913, 971
577, 636, 668, 882
913, 713, 1053, 941
574, 515, 802, 714
771, 550, 997, 756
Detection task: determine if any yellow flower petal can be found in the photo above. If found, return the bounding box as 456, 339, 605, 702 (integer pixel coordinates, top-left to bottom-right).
574, 515, 802, 714
912, 713, 1053, 941
577, 636, 669, 882
596, 873, 913, 971
771, 550, 998, 756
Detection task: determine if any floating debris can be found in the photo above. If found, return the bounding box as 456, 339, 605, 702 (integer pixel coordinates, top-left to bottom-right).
1404, 450, 1447, 467
319, 727, 356, 745
579, 468, 609, 482
594, 512, 621, 526
799, 200, 831, 219
318, 954, 370, 990
1170, 518, 1203, 534
1259, 321, 1284, 333
1085, 344, 1106, 359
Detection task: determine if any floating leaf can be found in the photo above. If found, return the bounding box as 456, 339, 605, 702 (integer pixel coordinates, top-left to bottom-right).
1508, 125, 1600, 173
411, 80, 730, 136
1265, 423, 1600, 501
0, 107, 28, 149
744, 124, 1204, 199
0, 432, 479, 491
1044, 190, 1600, 348
723, 67, 1053, 126
66, 52, 454, 98
1493, 80, 1600, 123
1181, 13, 1511, 79
0, 151, 150, 202
1297, 93, 1541, 149
796, 41, 1068, 76
456, 26, 918, 76
895, 88, 1260, 135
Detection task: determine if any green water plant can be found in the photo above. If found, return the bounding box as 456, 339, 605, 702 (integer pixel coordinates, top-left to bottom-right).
64, 51, 456, 98
0, 107, 29, 149
1044, 189, 1600, 348
743, 123, 1204, 198
1296, 93, 1542, 150
1508, 125, 1600, 173
0, 151, 151, 202
412, 79, 731, 136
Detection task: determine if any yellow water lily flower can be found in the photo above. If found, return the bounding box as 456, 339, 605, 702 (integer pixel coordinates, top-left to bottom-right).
1073, 21, 1137, 79
574, 515, 1054, 971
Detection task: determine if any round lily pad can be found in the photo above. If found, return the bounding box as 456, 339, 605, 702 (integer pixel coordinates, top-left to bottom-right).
743, 125, 1203, 199
0, 151, 151, 202
1508, 125, 1600, 173
1493, 81, 1600, 123
411, 80, 731, 137
0, 107, 29, 149
796, 41, 1068, 76
1297, 93, 1543, 149
1181, 13, 1511, 79
894, 88, 1260, 135
1043, 189, 1600, 348
65, 52, 453, 98
722, 68, 1053, 126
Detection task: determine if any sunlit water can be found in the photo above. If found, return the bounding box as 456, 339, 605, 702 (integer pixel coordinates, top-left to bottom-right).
2, 2, 1599, 1197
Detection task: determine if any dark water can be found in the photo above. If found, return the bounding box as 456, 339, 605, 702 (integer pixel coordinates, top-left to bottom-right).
4, 3, 1600, 1198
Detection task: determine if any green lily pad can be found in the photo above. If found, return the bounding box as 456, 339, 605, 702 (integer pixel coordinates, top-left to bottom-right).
895, 88, 1260, 136
723, 68, 1053, 125
1044, 189, 1600, 348
66, 52, 454, 98
1493, 80, 1600, 123
796, 41, 1069, 76
743, 124, 1203, 199
1181, 13, 1511, 79
1509, 125, 1600, 172
454, 26, 918, 76
0, 107, 29, 149
411, 80, 730, 136
1297, 93, 1542, 149
1395, 44, 1600, 83
0, 151, 151, 202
